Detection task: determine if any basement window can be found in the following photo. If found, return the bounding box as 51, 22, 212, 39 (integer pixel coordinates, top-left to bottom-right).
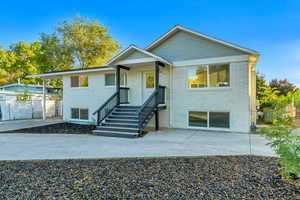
188, 111, 230, 128
71, 108, 89, 120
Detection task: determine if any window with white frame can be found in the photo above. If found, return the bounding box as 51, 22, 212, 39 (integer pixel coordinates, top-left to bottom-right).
187, 64, 230, 88
71, 75, 89, 87
71, 108, 89, 120
188, 111, 230, 128
105, 72, 127, 86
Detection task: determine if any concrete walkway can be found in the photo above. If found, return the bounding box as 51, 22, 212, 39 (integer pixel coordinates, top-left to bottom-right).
0, 129, 275, 161
0, 119, 63, 132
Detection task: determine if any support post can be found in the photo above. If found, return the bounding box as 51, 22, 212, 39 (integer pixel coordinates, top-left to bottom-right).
116, 65, 120, 105
155, 61, 160, 131
42, 79, 46, 120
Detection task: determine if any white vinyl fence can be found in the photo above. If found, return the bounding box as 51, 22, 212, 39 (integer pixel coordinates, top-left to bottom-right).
0, 99, 62, 121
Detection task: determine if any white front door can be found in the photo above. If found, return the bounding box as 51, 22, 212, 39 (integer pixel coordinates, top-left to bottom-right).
142, 71, 155, 102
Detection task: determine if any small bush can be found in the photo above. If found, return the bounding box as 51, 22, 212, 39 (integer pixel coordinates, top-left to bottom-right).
257, 91, 300, 180
259, 126, 300, 179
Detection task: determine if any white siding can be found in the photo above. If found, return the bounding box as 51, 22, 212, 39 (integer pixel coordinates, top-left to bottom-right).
63, 71, 115, 124
126, 51, 151, 60
150, 31, 244, 62
171, 61, 251, 132
62, 67, 171, 127
62, 61, 252, 132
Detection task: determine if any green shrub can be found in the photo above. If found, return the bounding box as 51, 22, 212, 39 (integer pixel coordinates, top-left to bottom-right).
259, 126, 300, 179
257, 91, 300, 180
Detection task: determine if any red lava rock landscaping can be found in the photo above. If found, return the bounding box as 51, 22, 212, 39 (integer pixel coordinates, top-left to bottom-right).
0, 156, 299, 200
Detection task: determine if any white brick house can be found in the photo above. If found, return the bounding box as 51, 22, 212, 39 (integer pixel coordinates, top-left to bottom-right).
29, 25, 259, 137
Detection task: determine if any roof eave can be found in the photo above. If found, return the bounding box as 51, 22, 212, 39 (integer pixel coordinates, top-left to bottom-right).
27, 67, 115, 79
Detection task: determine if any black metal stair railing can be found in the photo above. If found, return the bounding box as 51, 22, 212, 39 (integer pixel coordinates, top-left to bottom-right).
158, 85, 166, 104
137, 85, 166, 133
120, 87, 130, 104
93, 87, 130, 125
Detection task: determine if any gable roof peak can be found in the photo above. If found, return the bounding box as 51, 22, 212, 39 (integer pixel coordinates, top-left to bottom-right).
107, 45, 171, 66
146, 25, 259, 55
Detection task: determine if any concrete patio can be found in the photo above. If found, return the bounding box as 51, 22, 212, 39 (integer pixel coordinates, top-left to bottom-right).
0, 128, 275, 161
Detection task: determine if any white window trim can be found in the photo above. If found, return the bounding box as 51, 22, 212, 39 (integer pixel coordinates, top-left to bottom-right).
186, 110, 231, 131
70, 108, 89, 121
104, 72, 127, 88
70, 75, 89, 89
186, 63, 231, 90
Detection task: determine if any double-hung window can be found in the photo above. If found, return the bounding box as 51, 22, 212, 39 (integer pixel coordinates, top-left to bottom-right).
187, 63, 230, 88
71, 75, 89, 87
105, 72, 127, 86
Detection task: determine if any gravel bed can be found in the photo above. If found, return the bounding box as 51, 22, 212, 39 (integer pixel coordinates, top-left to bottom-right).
0, 156, 299, 200
0, 123, 96, 134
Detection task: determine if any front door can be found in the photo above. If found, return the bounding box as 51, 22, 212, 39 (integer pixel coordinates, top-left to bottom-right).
142, 71, 155, 102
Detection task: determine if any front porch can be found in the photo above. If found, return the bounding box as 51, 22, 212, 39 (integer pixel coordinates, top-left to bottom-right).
93, 60, 169, 138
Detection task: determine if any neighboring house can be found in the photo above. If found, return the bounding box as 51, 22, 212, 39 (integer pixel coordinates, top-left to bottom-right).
0, 83, 62, 120
29, 25, 259, 137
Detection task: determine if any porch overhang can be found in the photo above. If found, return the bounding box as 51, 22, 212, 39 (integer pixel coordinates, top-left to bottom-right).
112, 58, 168, 68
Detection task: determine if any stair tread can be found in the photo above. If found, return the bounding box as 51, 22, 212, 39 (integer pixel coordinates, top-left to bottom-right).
110, 114, 138, 116
112, 112, 138, 114
93, 130, 138, 138
103, 122, 138, 125
93, 129, 138, 135
106, 118, 138, 121
97, 126, 139, 130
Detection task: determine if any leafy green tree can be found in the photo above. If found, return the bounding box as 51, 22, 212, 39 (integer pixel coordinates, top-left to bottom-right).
0, 15, 121, 86
270, 78, 296, 96
0, 42, 41, 85
7, 41, 41, 85
37, 33, 74, 73
0, 47, 10, 84
56, 15, 120, 68
256, 73, 271, 109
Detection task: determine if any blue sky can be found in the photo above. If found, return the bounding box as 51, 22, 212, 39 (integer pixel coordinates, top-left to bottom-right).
0, 0, 299, 86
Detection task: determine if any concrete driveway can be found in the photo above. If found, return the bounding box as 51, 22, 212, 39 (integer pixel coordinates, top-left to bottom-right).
0, 129, 275, 161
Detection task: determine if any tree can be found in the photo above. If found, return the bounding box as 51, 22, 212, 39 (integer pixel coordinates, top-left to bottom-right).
256, 73, 268, 103
0, 15, 121, 87
0, 42, 42, 85
269, 79, 296, 96
37, 33, 74, 73
7, 41, 41, 85
56, 16, 120, 68
0, 47, 10, 84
